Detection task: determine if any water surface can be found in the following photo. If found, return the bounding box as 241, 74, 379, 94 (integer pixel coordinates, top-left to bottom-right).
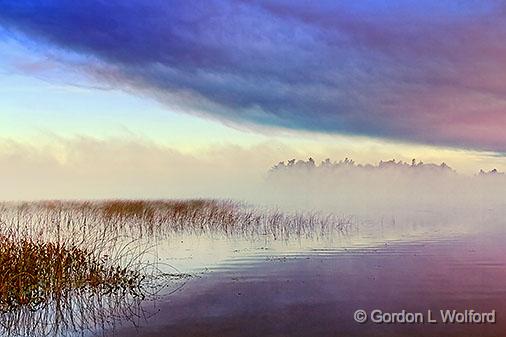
107, 227, 506, 337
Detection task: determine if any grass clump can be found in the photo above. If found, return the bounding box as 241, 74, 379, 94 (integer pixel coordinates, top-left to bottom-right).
0, 199, 353, 336
0, 235, 142, 313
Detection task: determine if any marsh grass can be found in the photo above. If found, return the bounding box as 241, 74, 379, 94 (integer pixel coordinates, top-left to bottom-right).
95, 199, 353, 240
0, 235, 142, 313
0, 199, 353, 336
0, 199, 352, 310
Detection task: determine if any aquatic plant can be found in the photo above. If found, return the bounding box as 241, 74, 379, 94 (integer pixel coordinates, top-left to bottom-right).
0, 199, 353, 336
0, 234, 143, 313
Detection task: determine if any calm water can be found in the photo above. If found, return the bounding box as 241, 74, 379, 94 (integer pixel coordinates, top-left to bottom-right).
103, 226, 506, 337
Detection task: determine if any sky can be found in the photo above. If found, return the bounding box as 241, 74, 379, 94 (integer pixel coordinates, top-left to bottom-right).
0, 0, 505, 200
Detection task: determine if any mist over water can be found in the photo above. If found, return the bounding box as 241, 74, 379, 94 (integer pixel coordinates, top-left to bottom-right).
257, 158, 506, 234
1, 157, 505, 337
2, 1, 506, 334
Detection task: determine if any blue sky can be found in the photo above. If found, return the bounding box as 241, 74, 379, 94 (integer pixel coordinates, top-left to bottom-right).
0, 1, 505, 199
1, 0, 506, 151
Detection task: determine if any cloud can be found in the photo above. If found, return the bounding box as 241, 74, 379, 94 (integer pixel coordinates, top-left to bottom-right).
0, 136, 283, 200
1, 1, 506, 151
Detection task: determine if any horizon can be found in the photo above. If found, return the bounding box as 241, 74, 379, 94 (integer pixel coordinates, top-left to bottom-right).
1, 3, 506, 337
1, 1, 505, 199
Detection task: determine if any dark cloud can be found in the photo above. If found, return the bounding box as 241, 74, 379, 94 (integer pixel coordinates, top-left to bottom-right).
1, 0, 506, 151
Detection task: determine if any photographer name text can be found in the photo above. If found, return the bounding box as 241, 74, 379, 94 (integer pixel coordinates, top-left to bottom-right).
353, 309, 496, 324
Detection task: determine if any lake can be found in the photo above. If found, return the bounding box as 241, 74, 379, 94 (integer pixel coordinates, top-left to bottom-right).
105, 222, 506, 337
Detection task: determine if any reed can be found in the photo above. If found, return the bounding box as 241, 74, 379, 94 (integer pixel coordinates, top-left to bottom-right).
0, 199, 353, 336
0, 234, 142, 313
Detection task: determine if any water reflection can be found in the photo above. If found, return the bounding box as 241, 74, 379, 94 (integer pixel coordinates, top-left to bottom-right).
0, 201, 502, 336
0, 289, 143, 337
0, 272, 191, 337
111, 231, 506, 337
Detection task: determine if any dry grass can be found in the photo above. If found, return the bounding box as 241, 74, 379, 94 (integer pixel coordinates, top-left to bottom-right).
0, 199, 352, 336
0, 234, 142, 313
94, 199, 352, 240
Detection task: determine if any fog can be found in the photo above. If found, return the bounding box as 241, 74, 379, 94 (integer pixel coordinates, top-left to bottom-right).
2, 137, 505, 230
262, 158, 506, 231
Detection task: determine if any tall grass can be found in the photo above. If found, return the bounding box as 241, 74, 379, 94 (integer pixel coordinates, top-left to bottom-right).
0, 201, 153, 337
0, 234, 142, 313
0, 199, 352, 336
0, 200, 352, 241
